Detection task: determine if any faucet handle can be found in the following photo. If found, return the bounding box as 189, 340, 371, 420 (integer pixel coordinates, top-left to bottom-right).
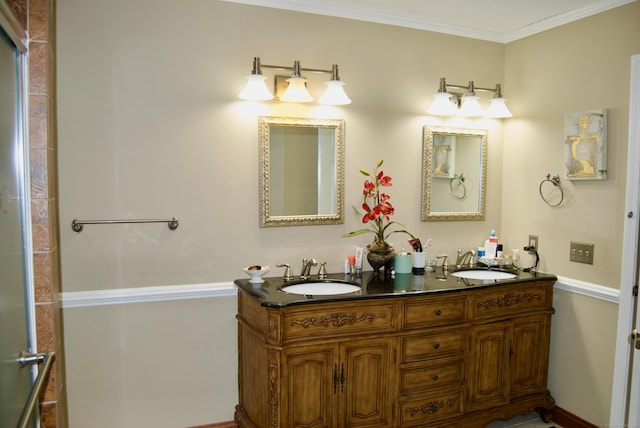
318, 262, 327, 279
276, 263, 294, 281
436, 254, 449, 271
467, 250, 476, 267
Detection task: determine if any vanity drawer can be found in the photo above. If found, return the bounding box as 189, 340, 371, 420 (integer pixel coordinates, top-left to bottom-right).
470, 283, 552, 320
402, 294, 467, 329
401, 329, 466, 363
399, 389, 463, 427
400, 357, 465, 394
281, 302, 397, 342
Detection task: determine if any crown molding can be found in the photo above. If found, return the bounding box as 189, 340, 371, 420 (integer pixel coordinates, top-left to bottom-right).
505, 0, 638, 42
222, 0, 637, 44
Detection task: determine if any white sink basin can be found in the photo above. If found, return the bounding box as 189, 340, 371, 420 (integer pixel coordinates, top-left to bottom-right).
281, 282, 362, 296
451, 270, 517, 280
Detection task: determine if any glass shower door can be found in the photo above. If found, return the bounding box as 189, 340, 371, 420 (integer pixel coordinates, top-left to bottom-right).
0, 25, 35, 428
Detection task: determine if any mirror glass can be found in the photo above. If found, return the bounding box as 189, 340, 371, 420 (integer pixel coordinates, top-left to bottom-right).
421, 126, 487, 221
259, 117, 345, 227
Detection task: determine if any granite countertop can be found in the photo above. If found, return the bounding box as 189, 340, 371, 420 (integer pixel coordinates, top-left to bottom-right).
234, 267, 557, 308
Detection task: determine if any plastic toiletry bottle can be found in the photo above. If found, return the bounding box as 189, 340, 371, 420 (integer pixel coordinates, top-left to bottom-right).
484, 230, 498, 258
477, 246, 486, 262
512, 249, 521, 270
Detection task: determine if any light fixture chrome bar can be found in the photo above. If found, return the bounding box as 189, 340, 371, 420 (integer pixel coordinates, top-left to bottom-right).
260, 63, 333, 75
442, 81, 498, 94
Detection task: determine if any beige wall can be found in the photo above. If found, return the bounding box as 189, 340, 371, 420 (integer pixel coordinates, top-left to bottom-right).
503, 3, 639, 287
57, 0, 505, 292
63, 296, 237, 427
56, 0, 639, 426
504, 3, 640, 425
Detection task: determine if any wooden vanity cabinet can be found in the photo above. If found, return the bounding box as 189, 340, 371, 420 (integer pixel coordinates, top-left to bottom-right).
465, 282, 555, 425
235, 295, 398, 428
235, 278, 555, 428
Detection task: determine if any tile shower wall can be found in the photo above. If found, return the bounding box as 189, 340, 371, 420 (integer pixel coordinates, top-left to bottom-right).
5, 0, 68, 426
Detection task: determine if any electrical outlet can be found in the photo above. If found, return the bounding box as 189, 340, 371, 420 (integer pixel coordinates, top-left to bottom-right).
570, 242, 594, 264
528, 235, 539, 250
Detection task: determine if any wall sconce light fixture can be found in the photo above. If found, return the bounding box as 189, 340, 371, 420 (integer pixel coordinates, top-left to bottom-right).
427, 77, 512, 118
238, 57, 352, 105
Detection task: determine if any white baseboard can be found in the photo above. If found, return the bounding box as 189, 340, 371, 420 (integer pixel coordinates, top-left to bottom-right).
61, 282, 237, 308
60, 276, 619, 308
554, 275, 620, 304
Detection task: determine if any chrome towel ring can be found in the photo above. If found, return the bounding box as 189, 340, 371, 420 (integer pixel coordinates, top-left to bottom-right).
450, 173, 467, 200
539, 173, 564, 207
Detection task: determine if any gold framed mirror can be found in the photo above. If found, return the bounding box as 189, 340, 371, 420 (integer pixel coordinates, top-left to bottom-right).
421, 126, 487, 221
259, 116, 345, 227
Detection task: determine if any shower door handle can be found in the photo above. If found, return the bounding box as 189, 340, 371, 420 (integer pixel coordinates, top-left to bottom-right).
16, 351, 55, 428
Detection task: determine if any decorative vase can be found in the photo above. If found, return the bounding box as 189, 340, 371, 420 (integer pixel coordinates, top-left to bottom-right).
366, 248, 395, 276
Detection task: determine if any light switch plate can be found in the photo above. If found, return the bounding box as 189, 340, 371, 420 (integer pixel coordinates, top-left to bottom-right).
570, 242, 594, 264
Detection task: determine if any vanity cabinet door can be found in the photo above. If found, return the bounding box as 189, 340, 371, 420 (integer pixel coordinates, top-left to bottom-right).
340, 338, 396, 428
282, 344, 339, 428
510, 316, 550, 399
466, 321, 512, 412
467, 315, 551, 413
282, 338, 396, 428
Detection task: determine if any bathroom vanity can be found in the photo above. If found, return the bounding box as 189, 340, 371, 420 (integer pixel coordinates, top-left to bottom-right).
234, 268, 556, 428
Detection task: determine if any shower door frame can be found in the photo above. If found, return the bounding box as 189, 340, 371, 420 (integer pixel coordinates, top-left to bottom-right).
0, 3, 38, 427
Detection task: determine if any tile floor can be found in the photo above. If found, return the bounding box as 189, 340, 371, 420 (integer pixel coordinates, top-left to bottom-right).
486, 412, 562, 428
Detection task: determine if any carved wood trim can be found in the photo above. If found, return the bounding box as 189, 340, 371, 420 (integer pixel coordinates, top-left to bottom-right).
290, 312, 386, 328
268, 351, 279, 427
268, 315, 279, 341
478, 293, 541, 309
405, 397, 458, 416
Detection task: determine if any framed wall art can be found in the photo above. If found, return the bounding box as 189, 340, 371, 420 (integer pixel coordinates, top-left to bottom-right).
564, 108, 607, 180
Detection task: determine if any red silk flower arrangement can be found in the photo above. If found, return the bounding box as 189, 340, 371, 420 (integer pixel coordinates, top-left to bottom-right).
343, 160, 415, 252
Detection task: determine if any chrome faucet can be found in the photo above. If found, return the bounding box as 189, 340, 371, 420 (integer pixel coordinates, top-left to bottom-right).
300, 258, 317, 280
456, 249, 476, 268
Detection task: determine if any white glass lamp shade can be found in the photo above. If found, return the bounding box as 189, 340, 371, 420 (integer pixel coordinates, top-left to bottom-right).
280, 76, 313, 102
486, 97, 513, 118
319, 80, 352, 105
238, 74, 274, 101
458, 94, 484, 117
427, 92, 457, 116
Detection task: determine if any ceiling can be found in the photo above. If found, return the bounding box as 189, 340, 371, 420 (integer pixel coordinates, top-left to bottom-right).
222, 0, 636, 42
